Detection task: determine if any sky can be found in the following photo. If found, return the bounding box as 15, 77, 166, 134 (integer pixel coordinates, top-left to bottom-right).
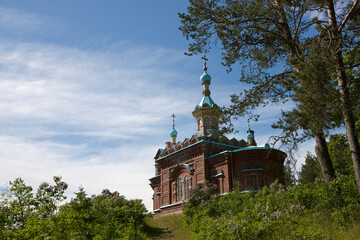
0, 0, 321, 211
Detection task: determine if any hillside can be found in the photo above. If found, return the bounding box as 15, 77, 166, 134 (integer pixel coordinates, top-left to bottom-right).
145, 214, 193, 240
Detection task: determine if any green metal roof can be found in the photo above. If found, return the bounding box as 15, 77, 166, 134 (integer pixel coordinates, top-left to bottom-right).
198, 95, 218, 108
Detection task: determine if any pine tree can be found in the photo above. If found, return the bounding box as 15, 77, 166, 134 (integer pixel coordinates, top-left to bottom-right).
323, 0, 360, 191
298, 153, 323, 184
179, 0, 360, 187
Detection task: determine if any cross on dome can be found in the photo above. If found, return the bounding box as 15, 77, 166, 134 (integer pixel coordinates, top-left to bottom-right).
201, 55, 208, 71
171, 114, 176, 128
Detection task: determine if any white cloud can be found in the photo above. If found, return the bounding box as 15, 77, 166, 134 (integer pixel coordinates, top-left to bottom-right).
0, 39, 204, 211
0, 135, 156, 210
0, 7, 44, 33
0, 41, 199, 138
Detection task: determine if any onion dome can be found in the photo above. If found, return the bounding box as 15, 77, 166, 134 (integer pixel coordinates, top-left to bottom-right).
200, 71, 211, 83
247, 131, 254, 139
170, 114, 178, 144
170, 128, 178, 137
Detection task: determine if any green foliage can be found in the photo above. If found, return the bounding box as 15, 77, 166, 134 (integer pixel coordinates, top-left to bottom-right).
0, 177, 148, 239
298, 152, 323, 184
329, 134, 355, 176
183, 177, 360, 239
283, 159, 297, 187
0, 176, 68, 232
52, 188, 148, 239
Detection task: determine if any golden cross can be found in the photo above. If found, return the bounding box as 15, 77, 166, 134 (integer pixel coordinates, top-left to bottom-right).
201, 55, 208, 71
171, 114, 176, 127
247, 119, 250, 130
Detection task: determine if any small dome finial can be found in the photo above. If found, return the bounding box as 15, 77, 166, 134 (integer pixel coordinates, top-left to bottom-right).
201, 55, 208, 71
171, 114, 176, 129
170, 114, 178, 144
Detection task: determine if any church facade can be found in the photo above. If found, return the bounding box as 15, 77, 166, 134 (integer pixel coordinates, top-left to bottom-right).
149, 60, 286, 217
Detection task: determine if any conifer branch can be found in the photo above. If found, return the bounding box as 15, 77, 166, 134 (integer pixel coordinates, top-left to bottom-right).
338, 0, 360, 33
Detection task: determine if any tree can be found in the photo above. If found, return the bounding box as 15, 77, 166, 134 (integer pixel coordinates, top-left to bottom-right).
0, 178, 35, 229
328, 133, 354, 176
272, 39, 338, 183
284, 159, 297, 186
323, 0, 360, 191
298, 153, 323, 184
179, 0, 360, 187
0, 178, 149, 239
0, 176, 68, 239
53, 188, 148, 239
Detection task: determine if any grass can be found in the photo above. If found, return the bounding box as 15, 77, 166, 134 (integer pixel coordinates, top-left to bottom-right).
144, 214, 193, 240
143, 212, 360, 240
145, 212, 360, 240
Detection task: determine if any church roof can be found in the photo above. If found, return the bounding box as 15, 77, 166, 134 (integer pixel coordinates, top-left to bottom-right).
206, 143, 284, 160
197, 95, 218, 108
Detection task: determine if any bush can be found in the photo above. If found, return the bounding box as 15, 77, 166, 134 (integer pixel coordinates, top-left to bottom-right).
0, 178, 149, 239
183, 176, 360, 239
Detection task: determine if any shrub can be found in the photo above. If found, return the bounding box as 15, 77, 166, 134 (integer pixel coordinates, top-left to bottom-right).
183, 176, 360, 239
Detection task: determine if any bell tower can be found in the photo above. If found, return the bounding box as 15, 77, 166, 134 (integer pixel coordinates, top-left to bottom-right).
192, 56, 221, 136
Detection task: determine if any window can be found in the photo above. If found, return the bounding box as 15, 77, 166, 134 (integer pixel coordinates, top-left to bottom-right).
177, 176, 190, 202
249, 174, 258, 190
177, 178, 183, 201
184, 176, 189, 199
204, 117, 210, 130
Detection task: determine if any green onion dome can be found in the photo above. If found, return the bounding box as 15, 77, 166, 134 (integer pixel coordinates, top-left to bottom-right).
170, 128, 178, 137
200, 71, 211, 83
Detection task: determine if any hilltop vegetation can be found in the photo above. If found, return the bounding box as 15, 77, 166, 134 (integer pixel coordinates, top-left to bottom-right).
1, 173, 360, 239
0, 177, 148, 239
182, 178, 360, 240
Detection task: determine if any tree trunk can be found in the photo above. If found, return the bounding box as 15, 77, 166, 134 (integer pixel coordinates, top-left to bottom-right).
314, 132, 336, 183
326, 0, 360, 191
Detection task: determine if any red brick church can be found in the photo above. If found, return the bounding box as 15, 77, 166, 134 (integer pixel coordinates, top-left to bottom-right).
149, 59, 286, 216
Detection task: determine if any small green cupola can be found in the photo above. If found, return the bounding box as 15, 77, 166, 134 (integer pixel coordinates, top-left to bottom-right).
246, 131, 253, 139
170, 128, 178, 137
246, 119, 256, 146
170, 114, 178, 144
200, 71, 211, 83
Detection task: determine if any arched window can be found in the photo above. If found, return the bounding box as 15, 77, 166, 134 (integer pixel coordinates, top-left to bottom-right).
204, 117, 210, 130
249, 174, 258, 190
184, 176, 189, 199
177, 178, 183, 202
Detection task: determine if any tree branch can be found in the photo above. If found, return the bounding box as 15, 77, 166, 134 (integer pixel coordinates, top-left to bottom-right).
338, 0, 360, 33
342, 62, 360, 69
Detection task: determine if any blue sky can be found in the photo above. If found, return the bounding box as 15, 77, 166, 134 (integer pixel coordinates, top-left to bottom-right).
0, 1, 318, 211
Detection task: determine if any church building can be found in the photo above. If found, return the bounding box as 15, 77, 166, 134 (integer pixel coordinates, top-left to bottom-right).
149, 58, 286, 217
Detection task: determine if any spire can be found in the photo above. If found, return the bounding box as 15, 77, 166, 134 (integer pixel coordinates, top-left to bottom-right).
170, 114, 178, 144
172, 114, 176, 129
201, 54, 208, 71
192, 57, 221, 136
199, 55, 213, 101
